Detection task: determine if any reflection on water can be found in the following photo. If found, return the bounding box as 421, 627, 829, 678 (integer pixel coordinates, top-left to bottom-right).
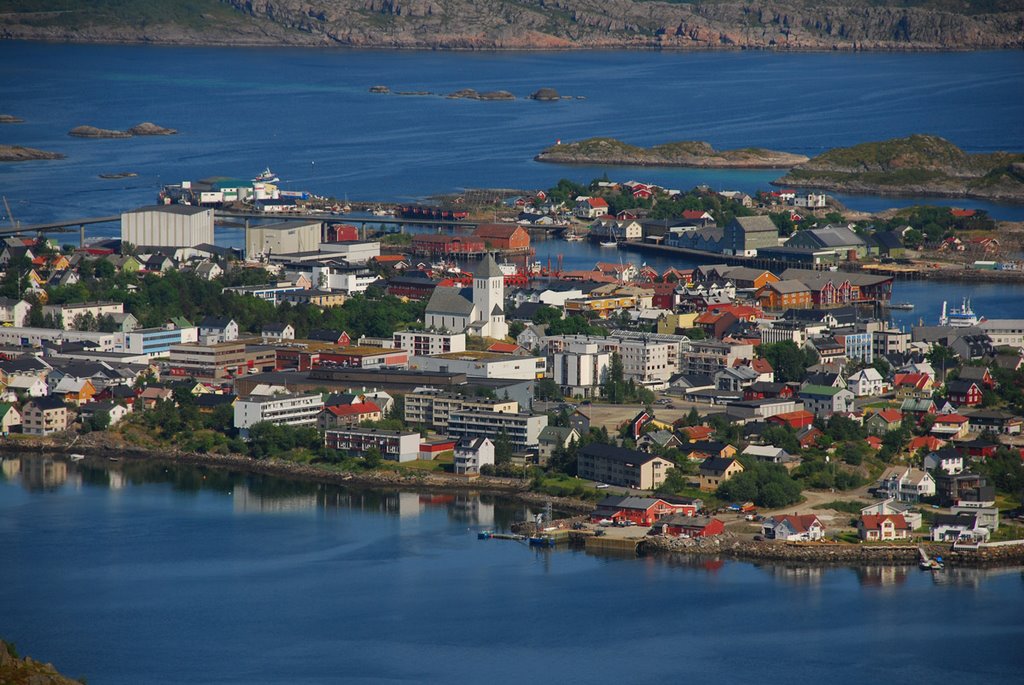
0, 455, 527, 530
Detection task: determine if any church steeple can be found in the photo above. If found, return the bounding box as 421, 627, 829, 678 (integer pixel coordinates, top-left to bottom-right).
473, 254, 507, 339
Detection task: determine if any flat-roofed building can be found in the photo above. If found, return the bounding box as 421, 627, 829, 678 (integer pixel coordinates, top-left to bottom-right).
447, 409, 547, 450
577, 443, 674, 490
405, 389, 518, 430
324, 427, 421, 462
121, 205, 214, 251
234, 391, 324, 438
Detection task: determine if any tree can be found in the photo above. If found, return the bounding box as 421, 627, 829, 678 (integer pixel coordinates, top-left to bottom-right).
758, 341, 814, 383
603, 352, 625, 403
89, 410, 111, 432
363, 447, 383, 469
717, 460, 802, 508
534, 377, 563, 402
494, 431, 514, 465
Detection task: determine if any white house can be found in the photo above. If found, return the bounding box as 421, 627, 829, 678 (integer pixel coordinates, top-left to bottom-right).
424, 254, 508, 339
574, 196, 609, 219
923, 449, 964, 475
876, 467, 936, 503
199, 316, 239, 344
454, 437, 495, 475
5, 375, 49, 398
761, 514, 825, 542
261, 323, 295, 342
847, 368, 884, 397
0, 297, 30, 327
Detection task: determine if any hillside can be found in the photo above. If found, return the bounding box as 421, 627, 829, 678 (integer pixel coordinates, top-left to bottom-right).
774, 135, 1024, 203
536, 137, 808, 168
2, 1, 1023, 50
0, 641, 84, 685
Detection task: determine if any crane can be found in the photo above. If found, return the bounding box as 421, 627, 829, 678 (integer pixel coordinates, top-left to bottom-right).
2, 195, 17, 229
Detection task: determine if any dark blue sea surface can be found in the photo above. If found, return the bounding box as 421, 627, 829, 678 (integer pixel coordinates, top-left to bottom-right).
2, 458, 1023, 684
2, 43, 1024, 226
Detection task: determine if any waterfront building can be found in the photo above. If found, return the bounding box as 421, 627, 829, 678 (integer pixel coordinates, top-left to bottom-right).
410, 351, 544, 381
121, 205, 214, 251
233, 391, 324, 438
877, 467, 936, 503
761, 514, 826, 542
21, 396, 69, 435
722, 216, 779, 257
453, 437, 495, 475
324, 427, 421, 462
404, 389, 518, 431
447, 409, 547, 450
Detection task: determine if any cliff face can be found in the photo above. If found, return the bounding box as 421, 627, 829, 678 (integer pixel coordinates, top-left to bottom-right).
2, 1, 1023, 49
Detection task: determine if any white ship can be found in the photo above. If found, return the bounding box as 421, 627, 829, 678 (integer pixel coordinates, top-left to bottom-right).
939, 298, 981, 327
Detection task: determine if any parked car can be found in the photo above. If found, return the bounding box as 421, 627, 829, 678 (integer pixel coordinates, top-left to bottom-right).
595, 482, 610, 489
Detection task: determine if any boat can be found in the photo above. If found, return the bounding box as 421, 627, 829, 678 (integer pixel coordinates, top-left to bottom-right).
599, 240, 618, 248
68, 453, 85, 462
886, 302, 915, 311
939, 298, 981, 327
477, 530, 493, 540
528, 536, 556, 548
564, 227, 584, 242
253, 167, 279, 183
371, 205, 393, 217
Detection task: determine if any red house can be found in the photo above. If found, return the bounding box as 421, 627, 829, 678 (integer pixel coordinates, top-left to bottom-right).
661, 515, 725, 538
325, 224, 359, 242
473, 224, 531, 251
946, 379, 983, 407
590, 496, 696, 526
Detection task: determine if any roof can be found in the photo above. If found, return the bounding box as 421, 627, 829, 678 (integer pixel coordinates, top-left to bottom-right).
800, 384, 846, 397
125, 205, 210, 216
870, 409, 903, 423
324, 401, 381, 417
700, 456, 739, 473
932, 513, 978, 528
661, 515, 721, 529
580, 443, 661, 466
26, 396, 65, 411
538, 425, 576, 444
474, 224, 526, 239
425, 286, 475, 316
768, 514, 822, 533
790, 224, 866, 249
593, 495, 662, 511
200, 316, 235, 329
730, 215, 778, 233
860, 514, 910, 530
473, 254, 504, 279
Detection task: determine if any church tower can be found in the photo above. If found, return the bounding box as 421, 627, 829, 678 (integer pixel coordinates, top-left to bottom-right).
473, 254, 508, 339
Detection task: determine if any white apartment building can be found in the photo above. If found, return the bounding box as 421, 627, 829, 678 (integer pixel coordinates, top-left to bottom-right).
447, 410, 548, 450
392, 331, 466, 356
324, 427, 421, 462
454, 437, 495, 475
404, 389, 518, 430
0, 326, 121, 351
42, 301, 124, 331
234, 392, 325, 438
552, 341, 610, 398
616, 339, 672, 388
410, 352, 546, 381
979, 319, 1024, 347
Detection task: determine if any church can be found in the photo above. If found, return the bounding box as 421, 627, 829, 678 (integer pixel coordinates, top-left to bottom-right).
424, 254, 508, 339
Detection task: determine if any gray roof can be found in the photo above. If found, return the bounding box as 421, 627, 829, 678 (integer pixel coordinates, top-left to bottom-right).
474, 254, 504, 280
426, 286, 475, 316
731, 215, 778, 233
766, 279, 809, 294
789, 224, 865, 249
780, 268, 892, 288
125, 205, 210, 216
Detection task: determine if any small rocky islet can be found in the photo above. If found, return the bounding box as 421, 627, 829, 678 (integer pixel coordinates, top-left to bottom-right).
369, 85, 577, 101
69, 122, 177, 138
535, 137, 810, 169
0, 145, 65, 162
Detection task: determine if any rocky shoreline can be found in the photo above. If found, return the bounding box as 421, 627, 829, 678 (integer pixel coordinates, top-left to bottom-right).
643, 533, 1024, 567
69, 122, 177, 138
0, 145, 64, 162
536, 137, 808, 169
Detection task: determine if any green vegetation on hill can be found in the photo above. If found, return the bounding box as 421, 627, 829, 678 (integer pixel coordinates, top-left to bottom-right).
777, 135, 1024, 202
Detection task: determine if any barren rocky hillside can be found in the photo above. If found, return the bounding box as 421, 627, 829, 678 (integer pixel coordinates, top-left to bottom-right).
2, 0, 1022, 49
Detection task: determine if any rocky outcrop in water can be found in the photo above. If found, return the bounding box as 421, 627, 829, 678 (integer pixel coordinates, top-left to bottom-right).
2, 2, 1022, 50
69, 125, 132, 138
537, 137, 809, 168
0, 641, 84, 685
127, 121, 177, 135
529, 88, 561, 101
0, 145, 65, 162
0, 114, 24, 123
775, 134, 1024, 203
447, 88, 515, 100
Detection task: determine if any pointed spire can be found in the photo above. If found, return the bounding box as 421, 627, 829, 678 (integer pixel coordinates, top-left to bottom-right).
475, 254, 503, 280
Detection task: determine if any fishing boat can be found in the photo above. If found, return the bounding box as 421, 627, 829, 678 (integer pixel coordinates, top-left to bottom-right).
599, 239, 618, 248
371, 205, 393, 217
68, 453, 85, 462
886, 302, 915, 311
939, 298, 981, 327
253, 167, 279, 183
564, 227, 584, 242
528, 536, 556, 548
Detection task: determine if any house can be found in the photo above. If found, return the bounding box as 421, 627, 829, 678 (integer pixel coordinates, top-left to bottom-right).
198, 316, 239, 344
799, 385, 855, 418
860, 499, 922, 531
317, 400, 383, 430
261, 323, 295, 342
698, 456, 744, 492
577, 443, 674, 490
894, 372, 933, 400
741, 444, 798, 468
796, 425, 823, 448
515, 324, 547, 351
5, 375, 49, 399
637, 429, 682, 453
931, 414, 970, 439
472, 224, 530, 251
876, 467, 935, 503
930, 513, 989, 543
909, 436, 946, 453
946, 379, 983, 407
769, 410, 815, 430
761, 514, 825, 541
0, 402, 21, 435
568, 410, 591, 436
857, 514, 911, 541
660, 515, 725, 538
21, 396, 69, 435
78, 401, 131, 426
453, 437, 495, 475
537, 425, 580, 463
51, 377, 96, 406
575, 197, 609, 219
923, 448, 964, 475
590, 496, 696, 526
139, 386, 174, 409
964, 409, 1022, 435
847, 368, 884, 397
864, 409, 903, 436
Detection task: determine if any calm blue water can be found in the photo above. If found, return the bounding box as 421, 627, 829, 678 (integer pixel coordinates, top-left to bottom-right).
2, 43, 1024, 227
1, 457, 1023, 684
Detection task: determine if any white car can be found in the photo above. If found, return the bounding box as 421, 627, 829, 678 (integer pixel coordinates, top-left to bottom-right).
595, 483, 610, 489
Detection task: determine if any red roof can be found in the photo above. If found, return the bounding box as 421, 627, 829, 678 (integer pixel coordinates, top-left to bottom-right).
866, 436, 883, 449
894, 373, 930, 389
486, 342, 521, 354
935, 414, 968, 425
681, 210, 711, 220
373, 254, 407, 263
772, 410, 815, 423
860, 514, 910, 530
775, 514, 822, 533
873, 409, 903, 423
909, 436, 946, 451
950, 208, 977, 218
682, 426, 715, 441
587, 197, 609, 208
325, 401, 381, 418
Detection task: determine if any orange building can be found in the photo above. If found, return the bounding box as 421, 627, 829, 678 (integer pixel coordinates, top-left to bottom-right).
756, 280, 813, 310
473, 224, 531, 251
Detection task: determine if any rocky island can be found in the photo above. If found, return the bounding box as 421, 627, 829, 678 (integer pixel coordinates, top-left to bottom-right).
0, 145, 65, 162
535, 137, 809, 168
775, 135, 1024, 203
69, 122, 177, 138
0, 114, 24, 123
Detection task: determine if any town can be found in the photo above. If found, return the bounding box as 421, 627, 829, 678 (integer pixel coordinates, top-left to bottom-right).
1, 174, 1023, 565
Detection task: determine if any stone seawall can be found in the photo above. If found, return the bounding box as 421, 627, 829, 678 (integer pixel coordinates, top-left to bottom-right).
643, 534, 1024, 567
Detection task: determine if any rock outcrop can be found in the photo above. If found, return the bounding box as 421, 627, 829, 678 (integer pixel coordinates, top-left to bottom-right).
447, 88, 515, 100
2, 1, 1022, 50
529, 88, 561, 101
126, 121, 177, 135
0, 641, 84, 685
0, 145, 65, 162
0, 114, 24, 123
68, 125, 132, 138
775, 134, 1024, 203
536, 137, 809, 168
